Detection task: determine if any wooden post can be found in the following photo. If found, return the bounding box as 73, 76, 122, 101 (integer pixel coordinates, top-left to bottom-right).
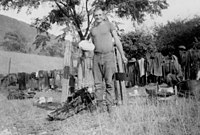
61, 41, 72, 103
114, 49, 128, 105
77, 49, 83, 89
77, 50, 94, 89
8, 58, 11, 74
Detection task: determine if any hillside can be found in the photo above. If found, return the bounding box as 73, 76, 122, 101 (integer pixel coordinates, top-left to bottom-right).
0, 14, 59, 54
0, 50, 63, 75
0, 14, 37, 43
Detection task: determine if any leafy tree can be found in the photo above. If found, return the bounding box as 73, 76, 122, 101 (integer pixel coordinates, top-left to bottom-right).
32, 34, 50, 49
154, 16, 200, 52
0, 0, 168, 43
1, 31, 28, 52
46, 42, 65, 57
121, 31, 155, 59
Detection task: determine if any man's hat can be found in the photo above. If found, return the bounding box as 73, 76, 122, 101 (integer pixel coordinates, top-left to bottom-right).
178, 45, 186, 50
78, 40, 95, 51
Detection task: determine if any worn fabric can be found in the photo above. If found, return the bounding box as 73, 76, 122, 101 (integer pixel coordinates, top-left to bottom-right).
163, 55, 179, 75
90, 22, 115, 53
153, 52, 164, 76
27, 72, 39, 90
188, 49, 200, 80
1, 73, 18, 86
146, 52, 164, 77
197, 70, 200, 80
54, 69, 62, 89
18, 72, 26, 90
178, 50, 187, 80
38, 71, 50, 91
166, 73, 182, 87
138, 58, 145, 77
93, 52, 116, 105
77, 51, 94, 88
126, 60, 140, 87
163, 55, 183, 86
90, 21, 117, 105
183, 51, 192, 80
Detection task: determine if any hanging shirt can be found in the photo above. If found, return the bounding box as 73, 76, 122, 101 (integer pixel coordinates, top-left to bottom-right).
163, 55, 182, 77
138, 58, 145, 77
146, 52, 164, 76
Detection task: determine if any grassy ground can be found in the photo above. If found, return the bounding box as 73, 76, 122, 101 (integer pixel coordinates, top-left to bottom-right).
0, 86, 200, 135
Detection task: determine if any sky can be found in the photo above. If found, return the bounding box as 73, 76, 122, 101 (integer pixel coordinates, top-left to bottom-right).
143, 0, 200, 27
0, 0, 200, 38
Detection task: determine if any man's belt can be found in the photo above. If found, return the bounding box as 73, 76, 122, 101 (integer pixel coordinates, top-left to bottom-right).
94, 50, 114, 54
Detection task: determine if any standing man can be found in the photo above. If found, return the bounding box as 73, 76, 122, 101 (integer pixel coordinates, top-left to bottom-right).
90, 7, 127, 111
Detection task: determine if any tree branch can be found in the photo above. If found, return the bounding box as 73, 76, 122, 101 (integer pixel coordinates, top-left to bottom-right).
54, 0, 69, 17
59, 1, 68, 8
70, 2, 84, 40
84, 0, 91, 38
54, 0, 84, 40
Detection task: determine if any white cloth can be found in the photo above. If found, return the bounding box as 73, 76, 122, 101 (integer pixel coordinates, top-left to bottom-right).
197, 70, 200, 80
138, 58, 145, 77
36, 71, 39, 78
78, 40, 95, 51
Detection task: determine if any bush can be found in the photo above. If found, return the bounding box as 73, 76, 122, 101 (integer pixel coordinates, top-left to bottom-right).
154, 16, 200, 52
1, 31, 28, 53
121, 32, 155, 60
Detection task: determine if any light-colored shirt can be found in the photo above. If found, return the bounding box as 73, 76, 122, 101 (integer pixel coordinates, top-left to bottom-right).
163, 55, 182, 76
90, 21, 115, 53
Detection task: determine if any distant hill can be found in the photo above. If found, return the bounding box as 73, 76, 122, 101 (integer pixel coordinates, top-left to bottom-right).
0, 14, 59, 54
0, 15, 66, 75
0, 14, 37, 43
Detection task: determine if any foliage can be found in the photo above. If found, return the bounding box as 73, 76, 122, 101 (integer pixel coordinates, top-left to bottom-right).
154, 16, 200, 52
46, 42, 65, 57
0, 31, 28, 53
193, 37, 200, 49
31, 17, 52, 33
121, 31, 155, 60
32, 34, 50, 49
95, 0, 168, 23
120, 16, 200, 59
0, 0, 169, 46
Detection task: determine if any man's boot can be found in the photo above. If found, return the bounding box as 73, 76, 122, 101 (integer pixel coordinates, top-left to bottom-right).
96, 100, 107, 113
